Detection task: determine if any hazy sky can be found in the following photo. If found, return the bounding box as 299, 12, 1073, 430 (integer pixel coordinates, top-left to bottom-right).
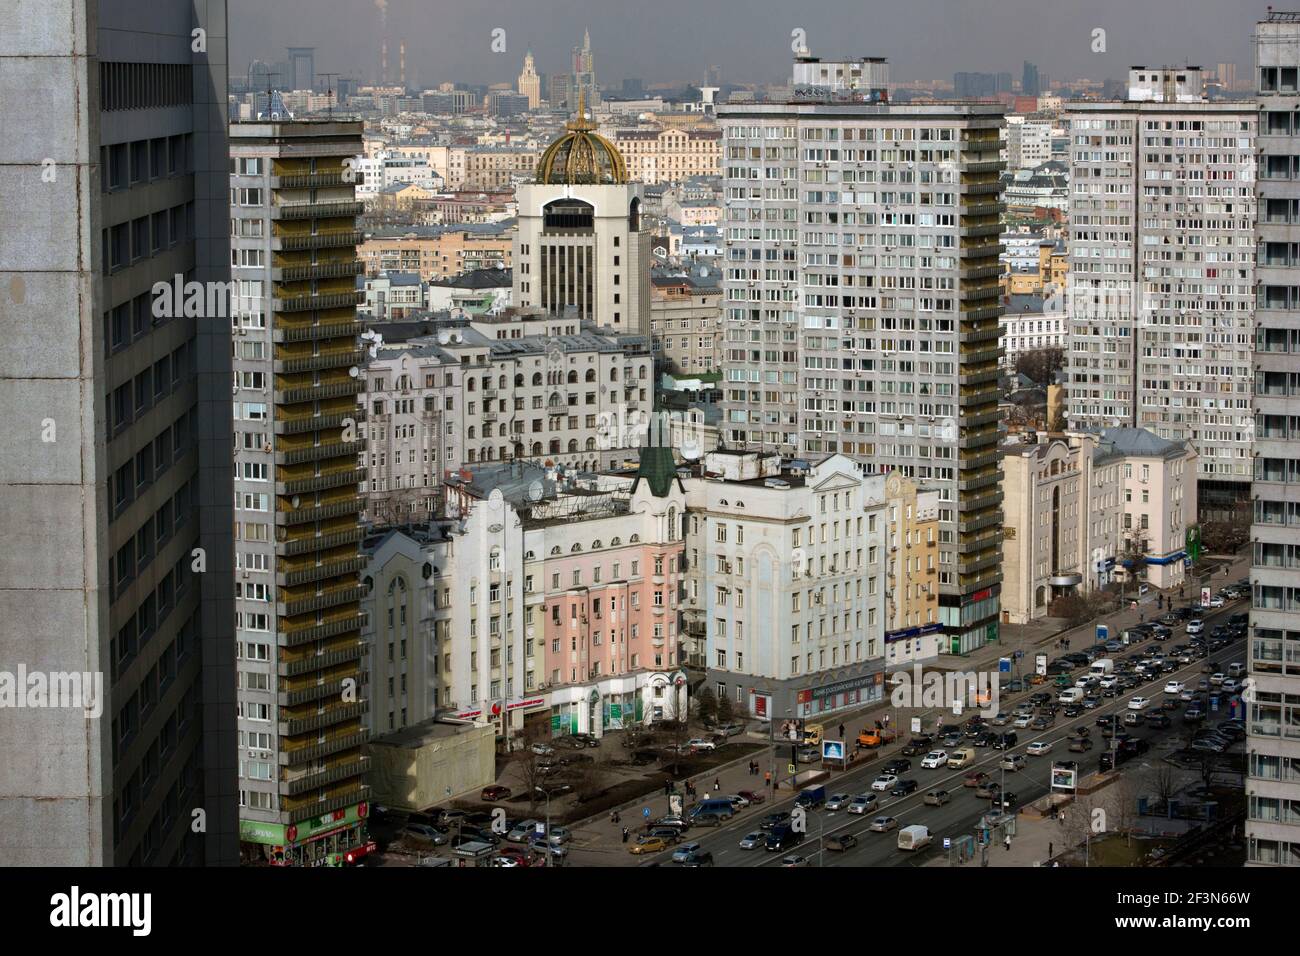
230, 0, 1262, 89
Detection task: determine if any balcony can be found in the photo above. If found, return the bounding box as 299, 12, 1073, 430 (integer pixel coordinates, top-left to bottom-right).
278, 642, 366, 677
274, 349, 366, 374
958, 325, 1002, 344
283, 758, 370, 796
274, 260, 366, 283
274, 409, 364, 436
958, 344, 1005, 365
271, 200, 365, 221
962, 200, 1006, 218
275, 379, 365, 405
959, 550, 1003, 576
960, 160, 1004, 174
273, 230, 365, 252
281, 730, 370, 767
284, 786, 370, 824
277, 556, 368, 588
282, 527, 365, 558
964, 409, 1002, 430
270, 172, 348, 189
278, 677, 355, 708
275, 497, 364, 527
959, 263, 1004, 280
275, 291, 366, 313
959, 242, 1005, 259
958, 509, 1004, 535
279, 584, 368, 618
277, 467, 366, 497
272, 320, 365, 344
276, 441, 355, 466
279, 700, 368, 737
957, 469, 1001, 493
279, 614, 364, 648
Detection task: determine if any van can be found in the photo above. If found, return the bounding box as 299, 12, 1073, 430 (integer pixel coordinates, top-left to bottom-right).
689, 799, 734, 820
897, 824, 931, 851
947, 748, 976, 769
802, 723, 824, 747
765, 824, 805, 852
1089, 659, 1114, 677
1228, 663, 1247, 678
1058, 688, 1084, 705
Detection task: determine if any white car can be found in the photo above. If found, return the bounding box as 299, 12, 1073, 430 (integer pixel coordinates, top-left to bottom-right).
1208, 596, 1225, 608
921, 750, 949, 769
530, 742, 555, 756
1164, 680, 1184, 695
871, 774, 898, 792
999, 754, 1027, 771
1099, 676, 1118, 689
1209, 673, 1226, 686
1179, 689, 1195, 702
847, 794, 876, 815
825, 794, 851, 812
1221, 678, 1240, 693
1026, 741, 1053, 756
687, 738, 716, 752
1013, 714, 1034, 728
1128, 696, 1150, 710
1186, 621, 1205, 635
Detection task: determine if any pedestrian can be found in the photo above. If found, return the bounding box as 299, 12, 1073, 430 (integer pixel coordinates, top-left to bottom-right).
621, 827, 629, 844
1048, 841, 1053, 858
839, 723, 846, 740
714, 777, 721, 792
764, 770, 772, 788
1004, 833, 1011, 852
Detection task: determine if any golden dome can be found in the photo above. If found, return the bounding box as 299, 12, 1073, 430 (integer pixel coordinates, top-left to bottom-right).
536, 97, 627, 186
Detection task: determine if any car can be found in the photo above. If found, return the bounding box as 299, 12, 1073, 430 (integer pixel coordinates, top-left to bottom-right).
1187, 621, 1205, 636
1062, 705, 1083, 718
726, 794, 752, 809
974, 781, 1002, 799
963, 770, 991, 788
1013, 714, 1034, 729
646, 827, 681, 844
924, 789, 951, 807
940, 733, 964, 748
891, 779, 919, 797
921, 750, 949, 769
991, 731, 1018, 750
567, 732, 601, 748
1209, 672, 1226, 686
679, 851, 715, 867
991, 792, 1019, 809
736, 789, 766, 806
506, 820, 541, 843
669, 841, 702, 863
869, 816, 899, 832
738, 831, 765, 850
848, 794, 877, 815
825, 794, 851, 812
1123, 710, 1145, 727
824, 833, 859, 852
882, 758, 912, 775
1027, 741, 1053, 756
651, 815, 690, 831
760, 812, 792, 831
630, 836, 670, 855
1179, 688, 1196, 702
780, 854, 810, 867
901, 737, 934, 757
1209, 595, 1226, 608
687, 738, 716, 752
989, 712, 1011, 727
715, 722, 747, 738
1030, 716, 1054, 731
796, 745, 820, 763
530, 742, 555, 756
1183, 706, 1205, 723
402, 823, 447, 846
480, 785, 512, 801
999, 754, 1027, 771
973, 731, 997, 748
496, 845, 532, 864
1005, 679, 1026, 693
558, 752, 594, 767
1221, 678, 1240, 693
1068, 736, 1094, 752
1128, 696, 1150, 710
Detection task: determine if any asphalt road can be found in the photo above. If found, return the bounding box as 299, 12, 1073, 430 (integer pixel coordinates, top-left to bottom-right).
648, 602, 1247, 869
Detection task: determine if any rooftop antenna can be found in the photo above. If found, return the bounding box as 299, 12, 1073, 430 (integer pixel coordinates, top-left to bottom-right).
320, 73, 340, 118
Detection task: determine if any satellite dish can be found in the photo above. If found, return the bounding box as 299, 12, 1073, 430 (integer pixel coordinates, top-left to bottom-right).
528, 479, 544, 502
437, 330, 452, 345
488, 488, 504, 511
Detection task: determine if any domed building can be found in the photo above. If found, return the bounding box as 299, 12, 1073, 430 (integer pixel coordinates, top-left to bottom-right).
512, 103, 649, 335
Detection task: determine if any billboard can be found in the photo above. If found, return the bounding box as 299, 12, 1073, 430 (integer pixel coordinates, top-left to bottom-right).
1050, 761, 1079, 792
776, 718, 804, 743
822, 739, 846, 762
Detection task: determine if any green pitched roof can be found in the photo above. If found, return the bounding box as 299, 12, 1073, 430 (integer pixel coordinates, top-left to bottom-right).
636, 444, 677, 498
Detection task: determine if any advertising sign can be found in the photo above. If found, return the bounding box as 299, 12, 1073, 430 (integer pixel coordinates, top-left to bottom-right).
777, 718, 804, 743
1035, 653, 1048, 677
1096, 624, 1108, 643
1050, 762, 1079, 792
822, 739, 846, 762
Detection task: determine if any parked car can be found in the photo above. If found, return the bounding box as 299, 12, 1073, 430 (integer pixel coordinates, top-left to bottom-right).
688, 738, 716, 752
402, 824, 446, 846
736, 789, 766, 806
630, 836, 670, 855
530, 742, 555, 756
481, 785, 512, 801
715, 722, 747, 738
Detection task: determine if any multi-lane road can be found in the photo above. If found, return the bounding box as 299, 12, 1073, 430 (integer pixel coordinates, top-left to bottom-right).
645, 604, 1246, 869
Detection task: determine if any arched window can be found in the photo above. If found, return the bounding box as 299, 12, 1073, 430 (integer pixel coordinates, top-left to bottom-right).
629, 534, 640, 543
532, 372, 542, 386
591, 540, 603, 550
610, 367, 619, 381
468, 426, 476, 439
550, 546, 562, 556
549, 439, 560, 455
532, 442, 543, 456
567, 439, 578, 453
585, 437, 596, 450
585, 369, 596, 382
628, 197, 641, 231
515, 374, 525, 387
571, 543, 582, 552
610, 536, 622, 546
566, 370, 578, 384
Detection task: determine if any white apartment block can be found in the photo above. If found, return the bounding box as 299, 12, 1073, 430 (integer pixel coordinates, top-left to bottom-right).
716, 99, 1006, 655
681, 451, 889, 720
1065, 78, 1255, 507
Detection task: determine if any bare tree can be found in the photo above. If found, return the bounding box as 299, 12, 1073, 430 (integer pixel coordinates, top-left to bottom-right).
1015, 347, 1065, 386
1143, 763, 1181, 817
511, 725, 550, 813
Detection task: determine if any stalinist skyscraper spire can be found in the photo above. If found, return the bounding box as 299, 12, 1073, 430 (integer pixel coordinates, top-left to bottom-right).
518, 49, 541, 109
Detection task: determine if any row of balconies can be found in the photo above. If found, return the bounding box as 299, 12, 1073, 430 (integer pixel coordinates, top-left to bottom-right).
279, 614, 363, 649
271, 200, 365, 221
276, 441, 354, 466
958, 446, 1002, 470
272, 320, 364, 344
279, 700, 368, 738
278, 556, 368, 589
959, 550, 1003, 577
275, 497, 364, 527
273, 348, 366, 375
276, 379, 365, 405
281, 527, 365, 557
275, 290, 366, 313
277, 466, 366, 498
283, 758, 370, 796
273, 230, 365, 252
284, 784, 370, 823
281, 729, 367, 767
956, 468, 1001, 493
270, 172, 347, 189
279, 583, 368, 618
274, 408, 364, 436
958, 508, 1004, 535
273, 259, 365, 283
277, 641, 366, 678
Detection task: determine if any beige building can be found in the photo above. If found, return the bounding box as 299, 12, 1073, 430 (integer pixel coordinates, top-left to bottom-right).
1001, 428, 1196, 623
365, 719, 496, 810
882, 473, 944, 666
447, 145, 539, 191
359, 228, 513, 281
650, 274, 722, 374
518, 50, 542, 109
609, 126, 722, 184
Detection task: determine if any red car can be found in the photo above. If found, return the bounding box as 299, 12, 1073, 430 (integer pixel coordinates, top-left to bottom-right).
736, 789, 766, 805
497, 845, 532, 866
481, 785, 512, 801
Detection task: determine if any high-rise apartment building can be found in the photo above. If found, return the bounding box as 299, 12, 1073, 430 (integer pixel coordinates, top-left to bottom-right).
228, 120, 373, 867
1065, 71, 1256, 514
0, 0, 236, 865
1248, 10, 1300, 868
716, 98, 1006, 655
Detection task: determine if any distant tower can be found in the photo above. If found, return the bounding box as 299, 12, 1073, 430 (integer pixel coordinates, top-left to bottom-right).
286, 47, 315, 92
400, 42, 406, 89
518, 49, 542, 109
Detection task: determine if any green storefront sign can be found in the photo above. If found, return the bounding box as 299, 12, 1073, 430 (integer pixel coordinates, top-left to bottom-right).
239, 802, 366, 846
986, 622, 999, 643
